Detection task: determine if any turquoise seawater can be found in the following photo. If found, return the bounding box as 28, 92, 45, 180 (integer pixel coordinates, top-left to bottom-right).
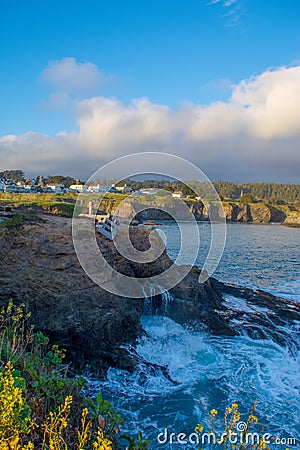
91, 223, 300, 449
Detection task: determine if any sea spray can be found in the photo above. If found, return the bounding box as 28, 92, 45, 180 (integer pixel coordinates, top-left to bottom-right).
90, 315, 300, 446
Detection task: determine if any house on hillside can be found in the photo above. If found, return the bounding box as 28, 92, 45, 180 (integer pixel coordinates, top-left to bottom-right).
69, 183, 84, 193
0, 181, 6, 192
114, 185, 131, 193
46, 184, 66, 194
5, 185, 24, 193
139, 188, 159, 196
172, 190, 184, 198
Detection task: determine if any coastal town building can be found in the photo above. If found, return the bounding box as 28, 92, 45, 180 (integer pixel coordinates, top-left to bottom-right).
69, 183, 84, 192
47, 184, 66, 194
139, 188, 159, 196
172, 190, 184, 198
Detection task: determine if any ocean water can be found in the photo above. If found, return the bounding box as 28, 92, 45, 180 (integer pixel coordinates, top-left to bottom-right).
156, 222, 300, 300
91, 223, 300, 448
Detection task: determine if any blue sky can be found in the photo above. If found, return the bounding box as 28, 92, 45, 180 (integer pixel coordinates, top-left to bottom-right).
1, 0, 300, 181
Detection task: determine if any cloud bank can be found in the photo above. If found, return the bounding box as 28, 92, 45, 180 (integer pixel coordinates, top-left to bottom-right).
1, 63, 300, 182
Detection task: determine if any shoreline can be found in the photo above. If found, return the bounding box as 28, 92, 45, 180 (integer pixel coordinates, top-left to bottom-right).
1, 192, 300, 226
1, 214, 299, 377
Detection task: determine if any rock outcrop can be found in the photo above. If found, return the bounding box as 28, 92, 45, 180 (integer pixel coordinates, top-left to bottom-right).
113, 198, 299, 224
283, 211, 300, 227
222, 202, 290, 223
0, 215, 299, 377
0, 217, 144, 376
78, 196, 300, 224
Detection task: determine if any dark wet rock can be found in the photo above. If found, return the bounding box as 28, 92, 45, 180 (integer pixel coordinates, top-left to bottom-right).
210, 278, 300, 351
144, 267, 300, 351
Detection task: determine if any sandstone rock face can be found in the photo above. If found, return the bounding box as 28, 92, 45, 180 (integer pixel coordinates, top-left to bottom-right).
114, 199, 292, 224
222, 202, 290, 223
283, 210, 300, 227
113, 198, 207, 222
80, 196, 298, 224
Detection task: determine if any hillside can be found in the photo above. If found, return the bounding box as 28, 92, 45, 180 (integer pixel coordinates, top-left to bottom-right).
1, 192, 300, 225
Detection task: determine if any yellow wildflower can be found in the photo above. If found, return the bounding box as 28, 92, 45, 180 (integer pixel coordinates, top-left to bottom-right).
233, 412, 241, 422
258, 439, 267, 449
92, 429, 113, 450
195, 424, 204, 434
210, 409, 218, 415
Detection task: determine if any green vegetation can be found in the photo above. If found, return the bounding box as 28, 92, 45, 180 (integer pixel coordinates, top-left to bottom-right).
0, 193, 77, 218
239, 193, 255, 203
0, 213, 46, 228
0, 213, 26, 228
1, 167, 299, 203
0, 181, 299, 224
213, 180, 300, 203
1, 301, 276, 450
43, 175, 77, 187
0, 301, 150, 449
0, 170, 25, 181
0, 192, 77, 206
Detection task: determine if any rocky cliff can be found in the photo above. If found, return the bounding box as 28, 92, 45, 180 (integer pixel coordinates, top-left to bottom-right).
0, 215, 299, 377
97, 196, 300, 224
222, 202, 298, 223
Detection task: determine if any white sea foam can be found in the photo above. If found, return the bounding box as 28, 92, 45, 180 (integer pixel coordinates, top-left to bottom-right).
91, 316, 300, 447
89, 223, 300, 448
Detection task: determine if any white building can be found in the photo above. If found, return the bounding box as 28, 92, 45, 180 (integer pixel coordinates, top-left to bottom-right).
139, 188, 159, 196
172, 190, 184, 198
86, 184, 109, 193
69, 184, 84, 192
4, 185, 20, 193
47, 184, 66, 194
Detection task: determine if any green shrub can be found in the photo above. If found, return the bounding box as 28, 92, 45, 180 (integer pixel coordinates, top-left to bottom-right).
0, 301, 151, 449
0, 213, 25, 228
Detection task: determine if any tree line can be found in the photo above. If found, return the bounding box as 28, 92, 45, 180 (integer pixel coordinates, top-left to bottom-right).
120, 179, 300, 202
1, 170, 299, 202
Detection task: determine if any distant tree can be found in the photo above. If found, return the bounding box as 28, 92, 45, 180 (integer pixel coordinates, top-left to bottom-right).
240, 193, 255, 203
44, 175, 76, 187
0, 170, 25, 181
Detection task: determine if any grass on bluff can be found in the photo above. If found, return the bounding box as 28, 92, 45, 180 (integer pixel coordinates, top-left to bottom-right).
0, 213, 47, 228
0, 193, 130, 218
0, 193, 78, 218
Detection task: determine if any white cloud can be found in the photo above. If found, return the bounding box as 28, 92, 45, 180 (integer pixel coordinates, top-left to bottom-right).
40, 57, 113, 110
77, 65, 300, 143
1, 65, 300, 182
41, 57, 106, 93
232, 66, 300, 138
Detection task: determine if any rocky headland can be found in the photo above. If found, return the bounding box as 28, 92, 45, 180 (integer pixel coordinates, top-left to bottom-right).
87, 196, 300, 225
0, 215, 299, 378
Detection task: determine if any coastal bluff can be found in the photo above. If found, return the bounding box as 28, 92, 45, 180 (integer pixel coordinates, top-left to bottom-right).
0, 216, 299, 376
82, 196, 300, 225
